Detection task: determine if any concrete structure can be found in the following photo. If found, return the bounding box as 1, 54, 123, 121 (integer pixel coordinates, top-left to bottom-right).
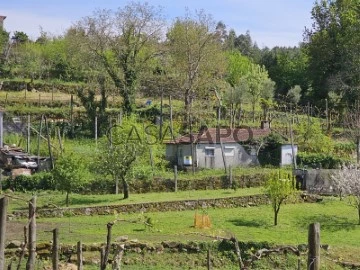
280, 144, 298, 166
294, 169, 337, 193
165, 127, 271, 169
0, 16, 6, 30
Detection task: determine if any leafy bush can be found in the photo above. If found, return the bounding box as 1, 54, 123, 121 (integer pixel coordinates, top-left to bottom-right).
294, 120, 334, 154
297, 152, 350, 169
32, 172, 54, 190
11, 172, 54, 192
333, 142, 355, 157
13, 175, 38, 192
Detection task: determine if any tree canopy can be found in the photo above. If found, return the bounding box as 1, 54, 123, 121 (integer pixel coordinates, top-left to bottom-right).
304, 0, 360, 105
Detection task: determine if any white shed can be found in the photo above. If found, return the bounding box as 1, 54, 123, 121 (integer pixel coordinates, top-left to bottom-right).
280, 144, 298, 166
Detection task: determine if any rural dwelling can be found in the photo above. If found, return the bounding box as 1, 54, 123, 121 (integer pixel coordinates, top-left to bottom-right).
165, 127, 271, 169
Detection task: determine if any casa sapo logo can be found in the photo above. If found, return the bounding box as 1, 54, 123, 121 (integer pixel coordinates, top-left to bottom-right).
106, 124, 254, 145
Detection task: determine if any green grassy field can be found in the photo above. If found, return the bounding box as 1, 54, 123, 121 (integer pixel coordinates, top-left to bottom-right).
7, 196, 360, 248
5, 196, 359, 269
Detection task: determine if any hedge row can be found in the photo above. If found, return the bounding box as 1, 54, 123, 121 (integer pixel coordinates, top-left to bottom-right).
297, 152, 351, 169
3, 170, 272, 194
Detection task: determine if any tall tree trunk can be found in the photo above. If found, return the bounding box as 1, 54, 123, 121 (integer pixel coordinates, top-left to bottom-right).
274, 205, 280, 226
65, 192, 69, 207
252, 102, 256, 123
184, 89, 191, 112
122, 94, 133, 116
237, 103, 243, 127
274, 210, 278, 226
357, 136, 360, 164
100, 222, 113, 270
184, 88, 192, 129
0, 197, 7, 270
115, 174, 119, 195
122, 178, 129, 199
26, 197, 36, 270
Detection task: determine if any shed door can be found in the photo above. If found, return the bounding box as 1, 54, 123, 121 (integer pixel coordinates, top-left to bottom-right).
205, 148, 215, 168
224, 146, 235, 167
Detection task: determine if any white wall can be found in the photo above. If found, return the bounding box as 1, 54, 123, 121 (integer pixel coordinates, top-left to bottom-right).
281, 144, 298, 166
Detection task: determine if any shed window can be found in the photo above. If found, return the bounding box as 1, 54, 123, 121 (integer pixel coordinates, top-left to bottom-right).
205, 148, 215, 157
224, 146, 235, 157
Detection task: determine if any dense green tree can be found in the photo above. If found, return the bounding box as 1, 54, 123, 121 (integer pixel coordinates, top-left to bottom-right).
52, 152, 88, 206
233, 30, 261, 63
245, 63, 275, 122
224, 51, 252, 126
294, 119, 334, 154
12, 31, 29, 44
10, 42, 46, 79
234, 30, 253, 57
166, 9, 226, 126
93, 118, 145, 199
6, 33, 87, 81
0, 28, 9, 77
260, 46, 309, 99
72, 2, 165, 115
77, 75, 109, 137
304, 0, 360, 105
224, 29, 237, 51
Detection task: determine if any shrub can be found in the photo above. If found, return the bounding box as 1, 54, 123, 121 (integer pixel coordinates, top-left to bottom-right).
32, 172, 54, 190
258, 133, 284, 166
297, 152, 350, 169
11, 172, 54, 192
333, 142, 355, 157
13, 175, 38, 192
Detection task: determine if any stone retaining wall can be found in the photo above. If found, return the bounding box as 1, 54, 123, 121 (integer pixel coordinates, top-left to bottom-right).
4, 238, 275, 266
88, 173, 270, 194
12, 194, 269, 218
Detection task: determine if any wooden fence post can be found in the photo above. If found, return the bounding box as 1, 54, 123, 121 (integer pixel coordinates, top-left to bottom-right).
0, 197, 8, 270
100, 248, 105, 270
45, 117, 54, 170
27, 115, 31, 153
207, 249, 211, 270
308, 223, 320, 270
100, 222, 114, 270
0, 169, 3, 191
57, 127, 63, 154
52, 228, 59, 270
37, 115, 43, 168
230, 237, 244, 270
95, 116, 98, 147
16, 226, 27, 270
77, 241, 83, 270
229, 165, 233, 188
26, 196, 36, 270
70, 94, 74, 138
174, 165, 178, 192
